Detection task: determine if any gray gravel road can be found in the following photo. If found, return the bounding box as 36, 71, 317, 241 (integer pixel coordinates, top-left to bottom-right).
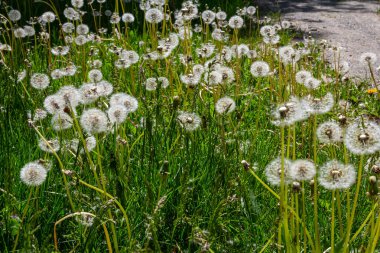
270, 0, 380, 80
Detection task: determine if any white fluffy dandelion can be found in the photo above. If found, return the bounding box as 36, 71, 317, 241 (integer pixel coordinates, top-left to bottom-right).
289, 159, 316, 181
177, 111, 202, 131
44, 94, 66, 114
108, 105, 128, 124
8, 10, 22, 22
38, 138, 60, 153
31, 73, 50, 90
304, 77, 321, 90
250, 61, 270, 77
302, 93, 334, 115
110, 93, 138, 113
344, 119, 380, 155
80, 108, 108, 134
215, 97, 236, 114
319, 160, 356, 190
88, 69, 103, 82
228, 15, 244, 29
20, 162, 47, 186
145, 8, 164, 24
295, 70, 312, 85
265, 158, 293, 186
51, 112, 73, 131
359, 52, 377, 66
317, 121, 343, 144
41, 11, 56, 23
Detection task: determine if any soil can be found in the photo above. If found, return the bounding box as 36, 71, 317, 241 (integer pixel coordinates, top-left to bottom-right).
259, 0, 380, 81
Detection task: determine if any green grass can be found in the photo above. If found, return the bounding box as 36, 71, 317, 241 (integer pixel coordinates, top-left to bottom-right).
1, 1, 380, 252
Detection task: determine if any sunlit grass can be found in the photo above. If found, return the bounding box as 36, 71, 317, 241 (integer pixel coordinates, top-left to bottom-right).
0, 1, 380, 252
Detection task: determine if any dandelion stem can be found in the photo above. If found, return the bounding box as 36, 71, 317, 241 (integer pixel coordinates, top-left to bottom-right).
77, 179, 131, 241
248, 168, 315, 251
312, 115, 321, 253
12, 188, 34, 252
344, 154, 364, 252
331, 190, 335, 253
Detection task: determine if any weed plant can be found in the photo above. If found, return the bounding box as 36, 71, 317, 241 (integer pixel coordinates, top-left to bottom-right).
0, 0, 380, 252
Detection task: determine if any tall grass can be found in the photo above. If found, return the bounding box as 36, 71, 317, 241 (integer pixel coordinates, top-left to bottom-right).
0, 0, 380, 252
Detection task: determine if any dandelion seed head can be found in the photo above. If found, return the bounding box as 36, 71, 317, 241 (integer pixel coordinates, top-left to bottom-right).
33, 108, 48, 121
344, 119, 380, 155
71, 0, 84, 8
41, 11, 56, 23
75, 35, 88, 46
265, 157, 293, 186
211, 28, 224, 41
23, 26, 35, 36
205, 70, 222, 86
180, 73, 200, 87
271, 96, 308, 126
110, 13, 121, 24
58, 86, 81, 108
89, 59, 103, 69
215, 97, 236, 114
289, 160, 316, 181
177, 111, 201, 131
304, 77, 321, 90
44, 94, 66, 114
76, 24, 89, 35
359, 52, 377, 65
302, 93, 334, 115
96, 80, 114, 96
51, 112, 73, 131
51, 69, 65, 80
279, 45, 300, 64
51, 46, 70, 56
216, 11, 227, 20
14, 28, 27, 38
260, 25, 276, 37
250, 61, 270, 77
80, 83, 101, 104
196, 43, 215, 58
145, 8, 164, 24
295, 70, 312, 85
38, 138, 60, 153
8, 10, 22, 22
263, 34, 280, 45
247, 50, 257, 59
110, 93, 138, 113
202, 10, 216, 24
64, 64, 77, 76
120, 50, 139, 64
20, 162, 47, 186
228, 15, 244, 29
63, 8, 80, 21
319, 160, 356, 190
108, 105, 128, 124
317, 121, 343, 144
246, 6, 256, 16
80, 108, 108, 134
88, 69, 103, 82
216, 66, 235, 83
122, 13, 135, 23
281, 20, 291, 29
62, 22, 75, 33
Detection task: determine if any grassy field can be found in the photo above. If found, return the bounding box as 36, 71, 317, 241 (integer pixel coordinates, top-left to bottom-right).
1, 0, 380, 252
